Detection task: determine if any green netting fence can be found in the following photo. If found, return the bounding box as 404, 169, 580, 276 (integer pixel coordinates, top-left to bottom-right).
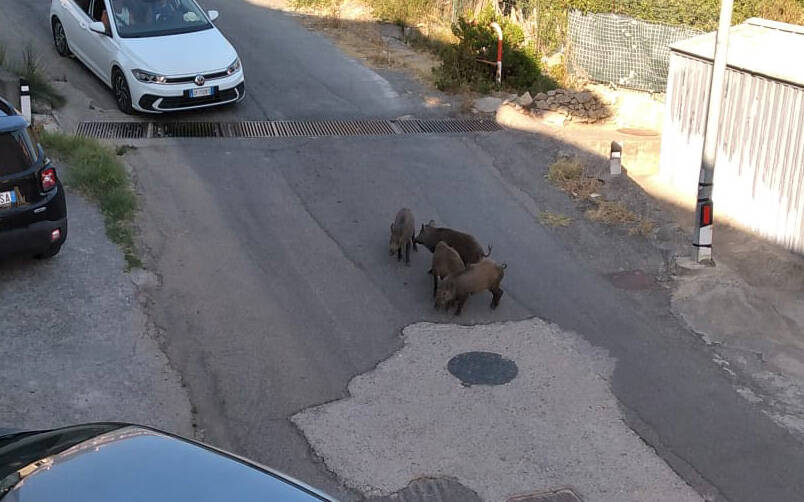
567, 10, 702, 91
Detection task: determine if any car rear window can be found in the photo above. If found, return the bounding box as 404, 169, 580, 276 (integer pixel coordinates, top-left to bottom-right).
0, 130, 36, 176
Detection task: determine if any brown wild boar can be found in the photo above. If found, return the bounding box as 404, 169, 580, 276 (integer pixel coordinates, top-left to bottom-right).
414, 220, 491, 265
429, 241, 465, 303
435, 258, 507, 316
389, 208, 417, 265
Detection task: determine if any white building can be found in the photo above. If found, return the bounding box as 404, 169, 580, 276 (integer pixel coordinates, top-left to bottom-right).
659, 18, 804, 253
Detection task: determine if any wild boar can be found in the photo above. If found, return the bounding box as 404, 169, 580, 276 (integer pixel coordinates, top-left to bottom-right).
389, 208, 417, 265
435, 258, 506, 316
414, 220, 491, 265
429, 241, 465, 303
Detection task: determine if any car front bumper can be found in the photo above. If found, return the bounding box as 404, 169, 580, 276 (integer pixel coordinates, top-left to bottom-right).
130, 71, 245, 113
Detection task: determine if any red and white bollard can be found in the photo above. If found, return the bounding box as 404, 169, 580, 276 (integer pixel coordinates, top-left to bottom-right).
490, 22, 502, 84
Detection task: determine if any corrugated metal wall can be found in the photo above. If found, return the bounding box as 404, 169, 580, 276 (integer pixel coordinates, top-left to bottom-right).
659, 53, 804, 253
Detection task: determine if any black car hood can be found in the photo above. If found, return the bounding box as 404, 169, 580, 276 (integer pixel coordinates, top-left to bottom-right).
0, 424, 330, 501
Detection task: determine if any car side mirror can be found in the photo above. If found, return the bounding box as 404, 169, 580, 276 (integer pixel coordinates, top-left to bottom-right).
89, 21, 108, 35
208, 10, 219, 22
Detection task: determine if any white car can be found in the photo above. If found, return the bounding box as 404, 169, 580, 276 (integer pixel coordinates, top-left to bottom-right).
50, 0, 245, 113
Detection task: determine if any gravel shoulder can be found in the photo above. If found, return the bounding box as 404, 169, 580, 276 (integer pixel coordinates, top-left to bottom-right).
0, 190, 194, 434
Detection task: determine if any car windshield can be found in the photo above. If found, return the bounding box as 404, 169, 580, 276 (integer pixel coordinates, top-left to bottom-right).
0, 130, 36, 176
109, 0, 211, 38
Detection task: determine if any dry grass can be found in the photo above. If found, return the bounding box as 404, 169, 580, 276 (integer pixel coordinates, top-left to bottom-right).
757, 0, 804, 25
0, 44, 65, 108
585, 200, 637, 225
547, 157, 655, 236
294, 0, 386, 60
630, 219, 656, 237
546, 158, 602, 200
291, 0, 439, 78
539, 211, 572, 227
585, 200, 655, 236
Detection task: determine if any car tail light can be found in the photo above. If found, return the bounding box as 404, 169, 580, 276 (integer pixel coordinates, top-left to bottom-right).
50, 229, 61, 242
41, 167, 57, 191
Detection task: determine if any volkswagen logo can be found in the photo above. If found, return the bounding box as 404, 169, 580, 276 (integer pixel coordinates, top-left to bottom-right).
194, 74, 205, 86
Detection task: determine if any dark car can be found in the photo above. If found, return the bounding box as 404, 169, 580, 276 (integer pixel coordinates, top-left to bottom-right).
0, 423, 337, 501
0, 96, 67, 260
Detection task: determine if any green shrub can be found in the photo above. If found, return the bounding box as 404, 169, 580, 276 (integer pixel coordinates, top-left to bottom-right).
433, 5, 556, 93
40, 132, 141, 268
433, 39, 494, 92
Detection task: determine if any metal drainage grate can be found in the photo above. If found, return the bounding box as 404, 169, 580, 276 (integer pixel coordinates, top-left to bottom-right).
75, 119, 502, 139
75, 121, 148, 139
273, 119, 397, 137
154, 121, 223, 138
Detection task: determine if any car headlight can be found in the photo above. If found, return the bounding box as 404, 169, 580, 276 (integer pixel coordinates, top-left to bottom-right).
132, 69, 167, 84
226, 58, 241, 76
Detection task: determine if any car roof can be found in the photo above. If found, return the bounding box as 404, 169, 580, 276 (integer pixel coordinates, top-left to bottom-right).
0, 96, 28, 133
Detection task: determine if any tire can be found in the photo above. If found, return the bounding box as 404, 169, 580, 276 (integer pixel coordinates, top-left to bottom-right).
52, 18, 72, 57
112, 68, 135, 115
35, 243, 62, 259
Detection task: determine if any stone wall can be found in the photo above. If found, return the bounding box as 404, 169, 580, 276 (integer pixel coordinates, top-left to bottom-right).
528, 89, 612, 123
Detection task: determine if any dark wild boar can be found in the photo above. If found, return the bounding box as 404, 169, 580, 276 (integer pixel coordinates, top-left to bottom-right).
435, 258, 506, 316
389, 208, 417, 265
414, 220, 491, 265
429, 241, 465, 303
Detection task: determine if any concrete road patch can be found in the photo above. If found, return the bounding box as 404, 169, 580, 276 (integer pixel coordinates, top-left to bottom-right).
293, 319, 701, 502
368, 477, 483, 502
0, 191, 192, 435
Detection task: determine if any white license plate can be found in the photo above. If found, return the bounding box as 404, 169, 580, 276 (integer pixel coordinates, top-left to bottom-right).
189, 87, 213, 98
0, 190, 16, 208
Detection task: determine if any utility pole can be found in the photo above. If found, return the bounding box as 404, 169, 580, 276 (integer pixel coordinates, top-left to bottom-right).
693, 0, 733, 264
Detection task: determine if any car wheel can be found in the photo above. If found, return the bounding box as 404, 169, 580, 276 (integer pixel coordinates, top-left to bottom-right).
35, 243, 62, 259
112, 68, 135, 115
52, 19, 71, 57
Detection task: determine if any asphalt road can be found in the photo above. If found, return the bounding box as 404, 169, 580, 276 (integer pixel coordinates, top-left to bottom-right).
4, 1, 804, 501
0, 191, 193, 438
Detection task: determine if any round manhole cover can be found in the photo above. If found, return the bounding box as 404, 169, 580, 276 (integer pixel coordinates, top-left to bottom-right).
447, 351, 518, 386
